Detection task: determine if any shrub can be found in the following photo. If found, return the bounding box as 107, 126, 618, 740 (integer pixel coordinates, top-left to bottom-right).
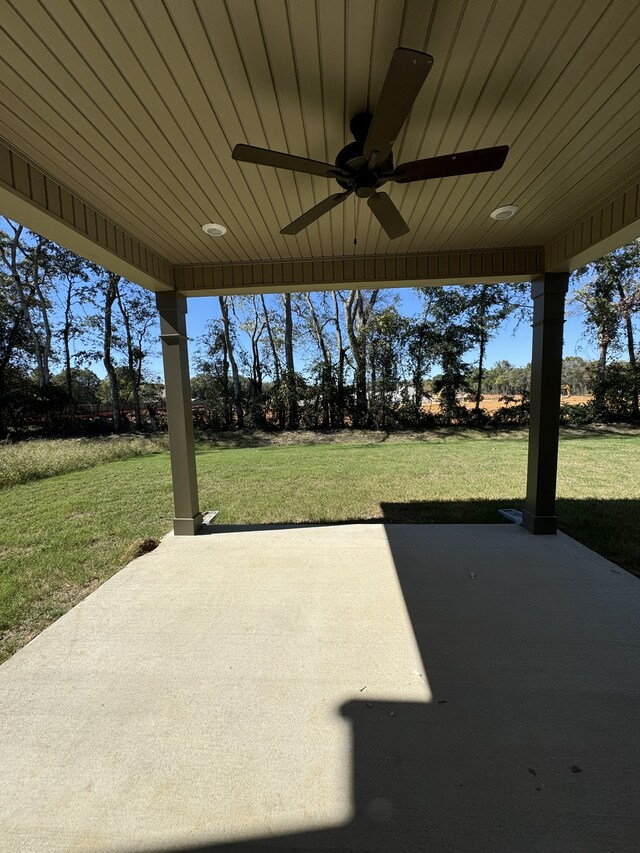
560, 402, 597, 425
489, 392, 530, 426
590, 362, 639, 422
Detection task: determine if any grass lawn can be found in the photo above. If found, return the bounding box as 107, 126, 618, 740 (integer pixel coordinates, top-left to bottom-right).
1, 428, 639, 662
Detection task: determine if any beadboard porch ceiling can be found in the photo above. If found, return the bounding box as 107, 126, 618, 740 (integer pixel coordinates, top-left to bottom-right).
0, 0, 639, 292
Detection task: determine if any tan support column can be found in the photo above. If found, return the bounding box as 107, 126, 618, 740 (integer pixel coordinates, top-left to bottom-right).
157, 291, 202, 535
522, 272, 569, 534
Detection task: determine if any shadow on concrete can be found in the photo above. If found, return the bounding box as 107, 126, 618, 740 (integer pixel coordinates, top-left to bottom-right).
196, 499, 517, 536
199, 496, 640, 579
133, 509, 640, 852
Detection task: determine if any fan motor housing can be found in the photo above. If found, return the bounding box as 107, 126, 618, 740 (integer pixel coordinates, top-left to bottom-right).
334, 113, 394, 191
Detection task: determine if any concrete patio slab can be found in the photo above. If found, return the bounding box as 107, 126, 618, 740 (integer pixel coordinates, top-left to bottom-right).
0, 524, 639, 852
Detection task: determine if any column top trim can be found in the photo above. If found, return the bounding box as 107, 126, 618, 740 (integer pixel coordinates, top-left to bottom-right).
531, 272, 570, 299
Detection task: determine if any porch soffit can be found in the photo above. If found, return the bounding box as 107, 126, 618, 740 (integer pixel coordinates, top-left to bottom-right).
0, 0, 639, 294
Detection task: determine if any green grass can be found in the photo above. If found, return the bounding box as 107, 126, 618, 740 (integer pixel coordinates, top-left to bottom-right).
1, 428, 639, 662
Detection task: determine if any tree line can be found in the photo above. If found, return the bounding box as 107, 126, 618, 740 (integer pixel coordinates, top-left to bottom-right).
1, 217, 158, 436
1, 215, 639, 438
193, 284, 532, 431
573, 243, 640, 420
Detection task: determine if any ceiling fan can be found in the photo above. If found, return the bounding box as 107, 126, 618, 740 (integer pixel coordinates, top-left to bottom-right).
232, 48, 509, 239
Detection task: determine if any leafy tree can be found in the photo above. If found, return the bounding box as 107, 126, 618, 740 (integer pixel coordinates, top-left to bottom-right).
592, 361, 639, 421
51, 367, 100, 405
561, 356, 591, 396
482, 360, 531, 395
418, 288, 474, 424
574, 242, 640, 418
195, 319, 233, 428
467, 283, 529, 414
0, 271, 34, 432
574, 251, 628, 416
404, 319, 433, 423
303, 292, 336, 429
368, 306, 407, 429
0, 220, 60, 427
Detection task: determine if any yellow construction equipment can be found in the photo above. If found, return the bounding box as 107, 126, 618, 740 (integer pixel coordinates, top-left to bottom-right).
560, 384, 571, 398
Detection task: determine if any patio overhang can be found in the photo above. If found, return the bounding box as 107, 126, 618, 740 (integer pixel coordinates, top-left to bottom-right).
2, 132, 638, 295
1, 0, 639, 534
0, 139, 173, 294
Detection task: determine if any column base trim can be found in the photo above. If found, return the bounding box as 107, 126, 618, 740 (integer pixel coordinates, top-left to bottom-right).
522, 511, 557, 535
173, 513, 204, 536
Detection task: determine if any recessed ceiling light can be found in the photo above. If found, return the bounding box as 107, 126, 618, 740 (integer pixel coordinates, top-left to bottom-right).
202, 222, 227, 237
490, 205, 518, 221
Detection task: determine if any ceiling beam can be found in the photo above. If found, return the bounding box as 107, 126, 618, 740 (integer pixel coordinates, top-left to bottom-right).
0, 138, 173, 293
174, 247, 545, 296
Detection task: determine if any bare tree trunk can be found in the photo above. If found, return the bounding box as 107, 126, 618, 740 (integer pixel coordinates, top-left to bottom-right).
332, 292, 346, 427
260, 294, 285, 429
474, 287, 487, 414
355, 293, 369, 425
370, 345, 378, 428
344, 292, 364, 425
251, 335, 263, 393
625, 327, 639, 420
597, 340, 608, 385
221, 334, 231, 427
475, 331, 486, 414
344, 290, 378, 427
15, 281, 45, 384
62, 276, 74, 404
219, 296, 243, 429
615, 279, 639, 419
248, 298, 264, 400
104, 273, 122, 432
116, 283, 143, 429
306, 293, 332, 428
283, 293, 297, 429
260, 294, 281, 382
30, 244, 53, 389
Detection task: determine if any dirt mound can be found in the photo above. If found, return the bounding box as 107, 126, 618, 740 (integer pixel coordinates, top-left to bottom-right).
123, 537, 160, 562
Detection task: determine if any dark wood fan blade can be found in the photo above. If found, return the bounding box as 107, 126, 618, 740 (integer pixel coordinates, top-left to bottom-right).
367, 192, 409, 239
392, 145, 509, 183
232, 144, 346, 179
281, 192, 351, 235
363, 48, 433, 163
